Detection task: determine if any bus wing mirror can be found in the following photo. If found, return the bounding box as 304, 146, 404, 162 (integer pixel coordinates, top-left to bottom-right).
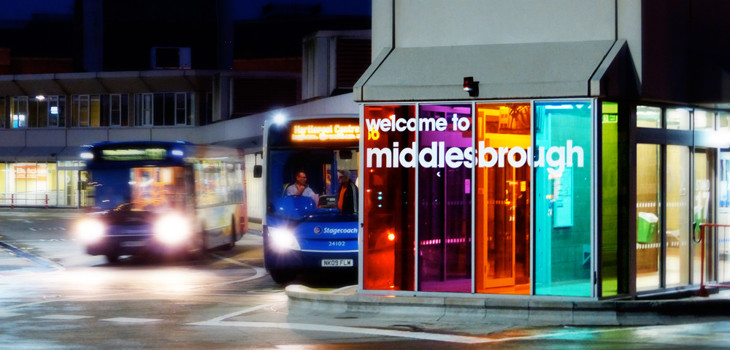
253, 165, 262, 178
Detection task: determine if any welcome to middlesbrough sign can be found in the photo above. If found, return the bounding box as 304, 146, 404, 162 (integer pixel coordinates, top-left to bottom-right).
365, 114, 584, 177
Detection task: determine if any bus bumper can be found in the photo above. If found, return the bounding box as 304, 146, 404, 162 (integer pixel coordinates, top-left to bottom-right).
264, 248, 358, 270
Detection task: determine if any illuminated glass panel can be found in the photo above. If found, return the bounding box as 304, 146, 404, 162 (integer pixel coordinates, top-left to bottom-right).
417, 104, 472, 293
475, 103, 531, 295
692, 149, 711, 285
666, 108, 690, 130
534, 101, 592, 297
664, 146, 690, 287
694, 110, 715, 131
637, 106, 661, 128
636, 144, 661, 291
601, 102, 626, 297
363, 105, 416, 291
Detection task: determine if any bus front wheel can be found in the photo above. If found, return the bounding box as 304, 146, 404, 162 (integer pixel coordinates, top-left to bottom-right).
269, 269, 296, 285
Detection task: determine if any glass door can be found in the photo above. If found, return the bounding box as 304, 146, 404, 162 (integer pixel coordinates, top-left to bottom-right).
475, 103, 531, 295
693, 149, 714, 285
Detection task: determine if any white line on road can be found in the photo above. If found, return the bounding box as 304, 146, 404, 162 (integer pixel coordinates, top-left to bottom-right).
187, 319, 492, 344
102, 317, 162, 324
35, 314, 95, 320
0, 311, 23, 318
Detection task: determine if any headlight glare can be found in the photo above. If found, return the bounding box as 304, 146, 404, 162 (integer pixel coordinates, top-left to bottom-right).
268, 227, 300, 251
75, 218, 106, 244
154, 213, 191, 245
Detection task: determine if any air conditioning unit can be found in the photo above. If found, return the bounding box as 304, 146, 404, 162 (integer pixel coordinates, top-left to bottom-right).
151, 47, 191, 70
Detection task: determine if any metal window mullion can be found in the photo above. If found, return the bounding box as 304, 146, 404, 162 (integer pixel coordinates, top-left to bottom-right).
593, 99, 601, 299
471, 101, 476, 294
414, 103, 420, 291
660, 142, 667, 289
530, 100, 536, 296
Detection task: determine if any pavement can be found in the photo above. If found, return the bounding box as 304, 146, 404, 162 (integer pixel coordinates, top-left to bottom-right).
285, 284, 730, 327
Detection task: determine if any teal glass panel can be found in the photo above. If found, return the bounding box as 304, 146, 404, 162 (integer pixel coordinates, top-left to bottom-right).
534, 101, 592, 297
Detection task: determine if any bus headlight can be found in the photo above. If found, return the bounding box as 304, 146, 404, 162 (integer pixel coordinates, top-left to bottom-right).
268, 227, 300, 251
154, 213, 191, 246
74, 218, 106, 244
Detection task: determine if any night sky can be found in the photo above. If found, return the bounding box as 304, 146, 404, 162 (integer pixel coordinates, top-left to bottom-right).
0, 0, 370, 25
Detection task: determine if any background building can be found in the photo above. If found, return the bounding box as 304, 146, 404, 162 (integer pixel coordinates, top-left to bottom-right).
0, 0, 371, 217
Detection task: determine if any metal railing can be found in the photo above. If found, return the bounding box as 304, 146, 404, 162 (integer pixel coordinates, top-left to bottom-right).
697, 223, 730, 297
0, 193, 51, 209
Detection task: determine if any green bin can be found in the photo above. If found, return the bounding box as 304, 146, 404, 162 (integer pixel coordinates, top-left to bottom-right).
637, 212, 658, 243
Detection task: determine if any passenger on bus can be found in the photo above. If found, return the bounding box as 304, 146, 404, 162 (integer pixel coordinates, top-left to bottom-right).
285, 171, 319, 204
337, 169, 358, 214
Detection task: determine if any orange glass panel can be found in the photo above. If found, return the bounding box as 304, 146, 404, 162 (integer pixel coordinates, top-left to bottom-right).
475, 103, 531, 294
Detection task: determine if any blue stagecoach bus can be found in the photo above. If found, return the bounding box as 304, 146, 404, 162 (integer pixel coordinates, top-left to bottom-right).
256, 115, 360, 284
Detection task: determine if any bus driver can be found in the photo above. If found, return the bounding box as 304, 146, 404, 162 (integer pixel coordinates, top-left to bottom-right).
285, 171, 319, 204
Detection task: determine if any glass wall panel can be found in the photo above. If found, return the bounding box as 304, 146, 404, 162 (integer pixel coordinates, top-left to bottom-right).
475, 103, 531, 294
718, 151, 730, 283
666, 108, 690, 130
636, 144, 661, 291
694, 110, 715, 131
11, 97, 28, 128
601, 102, 626, 297
719, 112, 730, 132
637, 106, 661, 128
417, 104, 472, 293
665, 146, 690, 287
363, 105, 416, 291
534, 101, 592, 297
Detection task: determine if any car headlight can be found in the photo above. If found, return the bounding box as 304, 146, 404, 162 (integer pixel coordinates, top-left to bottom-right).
268, 226, 301, 251
153, 213, 192, 246
74, 217, 106, 244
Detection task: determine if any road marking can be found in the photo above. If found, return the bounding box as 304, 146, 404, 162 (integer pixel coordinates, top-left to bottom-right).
102, 317, 162, 324
202, 304, 276, 323
188, 320, 492, 344
35, 314, 94, 320
0, 242, 64, 273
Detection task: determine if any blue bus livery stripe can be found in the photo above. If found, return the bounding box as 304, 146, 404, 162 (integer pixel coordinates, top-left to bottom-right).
300, 249, 359, 253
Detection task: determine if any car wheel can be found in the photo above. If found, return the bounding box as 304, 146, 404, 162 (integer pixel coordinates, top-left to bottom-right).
105, 254, 119, 264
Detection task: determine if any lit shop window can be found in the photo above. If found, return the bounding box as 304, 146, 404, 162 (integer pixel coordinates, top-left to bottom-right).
362, 105, 416, 291
475, 102, 531, 295
534, 101, 593, 297
417, 104, 472, 293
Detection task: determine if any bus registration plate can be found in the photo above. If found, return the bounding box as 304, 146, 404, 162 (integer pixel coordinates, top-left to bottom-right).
321, 259, 353, 267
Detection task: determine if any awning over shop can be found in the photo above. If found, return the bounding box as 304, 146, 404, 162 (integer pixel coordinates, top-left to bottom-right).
16, 146, 66, 161
0, 146, 82, 162
354, 40, 637, 102
0, 70, 217, 96
0, 147, 22, 161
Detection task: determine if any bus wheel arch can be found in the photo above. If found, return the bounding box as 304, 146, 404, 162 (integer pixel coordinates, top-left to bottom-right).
224, 216, 237, 251
269, 268, 296, 285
